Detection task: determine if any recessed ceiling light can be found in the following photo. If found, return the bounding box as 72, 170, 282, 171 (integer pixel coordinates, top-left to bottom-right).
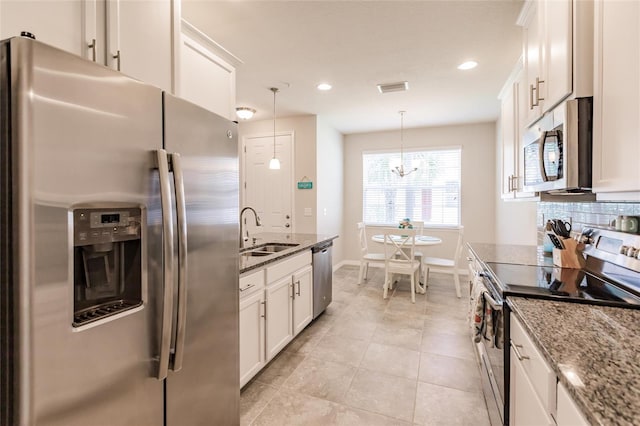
317, 83, 332, 91
458, 61, 478, 70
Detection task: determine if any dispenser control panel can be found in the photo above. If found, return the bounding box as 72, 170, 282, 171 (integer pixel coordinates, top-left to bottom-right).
74, 207, 141, 246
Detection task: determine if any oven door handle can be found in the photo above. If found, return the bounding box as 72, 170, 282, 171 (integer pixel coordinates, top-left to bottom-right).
483, 292, 503, 311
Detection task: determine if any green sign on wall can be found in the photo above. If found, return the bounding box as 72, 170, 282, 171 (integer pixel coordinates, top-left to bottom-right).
297, 181, 313, 189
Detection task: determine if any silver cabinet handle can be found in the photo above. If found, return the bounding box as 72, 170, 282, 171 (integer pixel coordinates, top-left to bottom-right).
535, 77, 544, 103
170, 153, 188, 372
529, 84, 535, 110
240, 283, 256, 292
296, 280, 301, 296
155, 149, 174, 380
113, 50, 121, 71
88, 38, 96, 62
261, 301, 267, 319
511, 342, 530, 361
291, 280, 295, 299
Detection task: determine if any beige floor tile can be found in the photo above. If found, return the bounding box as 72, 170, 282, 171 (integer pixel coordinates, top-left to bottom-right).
311, 333, 369, 367
381, 309, 427, 330
360, 342, 421, 380
342, 369, 417, 422
251, 389, 412, 426
372, 323, 423, 351
326, 317, 378, 341
418, 352, 482, 393
420, 329, 476, 360
413, 382, 490, 426
282, 356, 356, 402
254, 351, 306, 387
240, 382, 278, 426
423, 316, 472, 337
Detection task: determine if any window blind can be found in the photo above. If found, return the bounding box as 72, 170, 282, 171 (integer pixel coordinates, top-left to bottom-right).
362, 148, 461, 226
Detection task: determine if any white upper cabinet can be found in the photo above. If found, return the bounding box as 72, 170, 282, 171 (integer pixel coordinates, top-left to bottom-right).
101, 0, 174, 92
499, 60, 536, 200
0, 0, 174, 92
518, 0, 593, 126
0, 1, 85, 55
177, 20, 238, 120
592, 0, 640, 198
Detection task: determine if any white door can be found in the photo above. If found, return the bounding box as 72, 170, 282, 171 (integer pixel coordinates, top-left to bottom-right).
243, 133, 294, 233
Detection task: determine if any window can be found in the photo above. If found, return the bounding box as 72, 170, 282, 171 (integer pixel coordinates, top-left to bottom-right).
362, 148, 461, 226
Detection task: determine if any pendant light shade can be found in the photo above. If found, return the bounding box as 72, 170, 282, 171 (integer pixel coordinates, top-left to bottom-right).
391, 111, 417, 177
268, 87, 281, 170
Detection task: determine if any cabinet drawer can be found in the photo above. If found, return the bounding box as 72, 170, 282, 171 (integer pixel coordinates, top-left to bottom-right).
239, 269, 265, 298
266, 251, 312, 283
510, 315, 556, 415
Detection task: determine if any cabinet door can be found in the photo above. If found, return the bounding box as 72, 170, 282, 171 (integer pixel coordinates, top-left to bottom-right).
543, 0, 572, 110
501, 80, 517, 199
593, 0, 640, 194
106, 0, 173, 91
265, 276, 293, 361
510, 347, 555, 426
556, 382, 588, 426
239, 290, 265, 388
0, 0, 84, 56
178, 23, 236, 120
292, 265, 313, 336
522, 2, 543, 125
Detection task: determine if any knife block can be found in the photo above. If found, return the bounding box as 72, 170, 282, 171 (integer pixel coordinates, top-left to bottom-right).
552, 238, 586, 269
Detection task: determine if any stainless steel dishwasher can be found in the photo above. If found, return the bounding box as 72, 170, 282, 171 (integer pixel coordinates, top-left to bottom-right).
312, 241, 333, 318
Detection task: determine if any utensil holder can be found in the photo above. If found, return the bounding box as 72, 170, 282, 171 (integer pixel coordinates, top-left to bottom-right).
552, 238, 586, 269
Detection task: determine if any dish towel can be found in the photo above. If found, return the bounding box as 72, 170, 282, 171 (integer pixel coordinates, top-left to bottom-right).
473, 287, 503, 349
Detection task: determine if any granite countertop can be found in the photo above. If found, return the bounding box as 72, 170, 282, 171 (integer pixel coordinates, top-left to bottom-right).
508, 297, 640, 426
239, 232, 338, 274
468, 242, 554, 267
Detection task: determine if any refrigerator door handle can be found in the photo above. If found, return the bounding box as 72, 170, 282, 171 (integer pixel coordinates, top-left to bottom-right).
170, 152, 188, 372
155, 149, 175, 380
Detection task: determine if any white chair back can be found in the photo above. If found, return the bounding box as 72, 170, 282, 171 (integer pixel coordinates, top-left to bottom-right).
357, 221, 368, 256
383, 229, 418, 268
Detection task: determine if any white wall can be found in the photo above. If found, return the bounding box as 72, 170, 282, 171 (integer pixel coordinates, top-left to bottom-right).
316, 116, 345, 263
343, 121, 498, 262
494, 115, 538, 245
238, 115, 318, 234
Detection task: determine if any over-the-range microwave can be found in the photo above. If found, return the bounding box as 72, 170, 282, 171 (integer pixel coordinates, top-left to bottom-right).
522, 97, 593, 193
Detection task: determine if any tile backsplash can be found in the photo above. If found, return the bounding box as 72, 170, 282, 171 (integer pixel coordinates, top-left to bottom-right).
537, 201, 640, 243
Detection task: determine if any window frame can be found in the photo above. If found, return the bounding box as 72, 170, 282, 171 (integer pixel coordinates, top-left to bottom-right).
361, 146, 462, 227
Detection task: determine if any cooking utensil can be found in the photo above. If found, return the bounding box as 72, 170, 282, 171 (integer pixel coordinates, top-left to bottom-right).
551, 219, 572, 238
547, 233, 565, 249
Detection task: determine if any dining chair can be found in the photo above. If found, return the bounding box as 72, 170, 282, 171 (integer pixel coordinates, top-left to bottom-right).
382, 229, 421, 303
421, 226, 464, 297
357, 222, 385, 283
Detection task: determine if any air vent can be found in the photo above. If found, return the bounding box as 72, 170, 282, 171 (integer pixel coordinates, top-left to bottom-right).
377, 81, 409, 94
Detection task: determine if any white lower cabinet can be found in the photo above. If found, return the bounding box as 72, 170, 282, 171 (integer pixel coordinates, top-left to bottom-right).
556, 382, 588, 426
239, 250, 313, 387
292, 265, 313, 336
265, 275, 294, 360
239, 269, 266, 388
509, 315, 556, 426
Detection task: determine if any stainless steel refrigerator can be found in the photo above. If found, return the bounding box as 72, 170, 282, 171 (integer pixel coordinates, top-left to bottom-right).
0, 36, 239, 425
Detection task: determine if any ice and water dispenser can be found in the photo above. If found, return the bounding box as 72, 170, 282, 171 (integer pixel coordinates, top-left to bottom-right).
72, 205, 143, 327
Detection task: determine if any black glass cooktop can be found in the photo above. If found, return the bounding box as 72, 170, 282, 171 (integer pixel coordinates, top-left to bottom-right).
485, 262, 640, 308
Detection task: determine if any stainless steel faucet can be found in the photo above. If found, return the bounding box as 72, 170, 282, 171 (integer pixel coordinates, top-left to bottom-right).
240, 206, 262, 247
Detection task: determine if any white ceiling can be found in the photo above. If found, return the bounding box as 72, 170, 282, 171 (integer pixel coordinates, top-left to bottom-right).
182, 0, 524, 135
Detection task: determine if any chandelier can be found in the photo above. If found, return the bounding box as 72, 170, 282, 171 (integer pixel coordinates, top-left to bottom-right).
391, 111, 417, 177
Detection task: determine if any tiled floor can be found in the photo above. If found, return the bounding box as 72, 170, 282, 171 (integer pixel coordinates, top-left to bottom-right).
240, 265, 490, 426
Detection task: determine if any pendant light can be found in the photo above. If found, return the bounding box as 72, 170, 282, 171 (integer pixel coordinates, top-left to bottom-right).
391, 110, 417, 177
268, 87, 281, 170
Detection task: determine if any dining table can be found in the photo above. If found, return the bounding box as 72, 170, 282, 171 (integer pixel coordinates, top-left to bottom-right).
371, 233, 443, 292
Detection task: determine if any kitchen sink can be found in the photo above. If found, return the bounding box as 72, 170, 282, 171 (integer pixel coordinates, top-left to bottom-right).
240, 243, 299, 258
259, 244, 298, 253
240, 251, 271, 257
